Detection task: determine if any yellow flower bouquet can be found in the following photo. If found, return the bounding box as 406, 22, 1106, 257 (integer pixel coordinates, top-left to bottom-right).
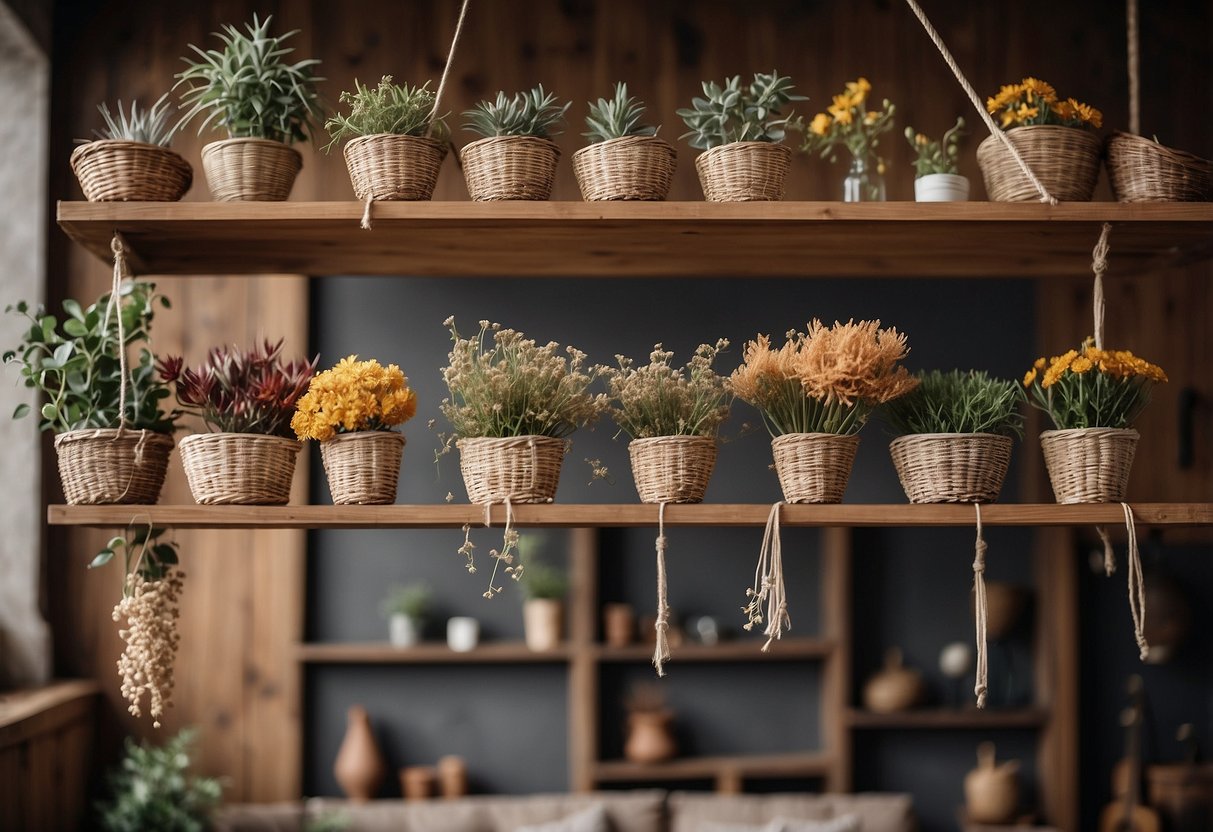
800, 78, 896, 201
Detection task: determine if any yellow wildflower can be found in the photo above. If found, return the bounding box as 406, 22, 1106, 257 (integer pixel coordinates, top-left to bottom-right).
1015, 103, 1039, 124
1033, 357, 1047, 371
1074, 100, 1102, 128
845, 77, 871, 106
864, 110, 879, 126
1023, 368, 1037, 387
1021, 77, 1058, 102
915, 133, 929, 146
1070, 356, 1094, 374
809, 113, 831, 136
292, 355, 417, 441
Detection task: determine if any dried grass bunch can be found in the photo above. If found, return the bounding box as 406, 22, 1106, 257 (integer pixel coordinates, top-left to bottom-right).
885, 370, 1024, 436
599, 340, 731, 439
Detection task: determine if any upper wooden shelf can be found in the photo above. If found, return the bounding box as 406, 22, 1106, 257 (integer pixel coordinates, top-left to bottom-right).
56, 201, 1213, 279
47, 502, 1213, 529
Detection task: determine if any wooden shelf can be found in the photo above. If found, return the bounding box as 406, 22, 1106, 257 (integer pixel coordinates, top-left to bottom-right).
47, 502, 1213, 529
592, 751, 833, 783
56, 201, 1213, 279
845, 707, 1050, 730
295, 641, 571, 664
593, 637, 834, 662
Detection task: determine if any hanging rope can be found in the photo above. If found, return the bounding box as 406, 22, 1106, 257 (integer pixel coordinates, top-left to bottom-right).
901, 0, 1058, 205
972, 503, 989, 709
1127, 0, 1141, 136
754, 502, 790, 652
107, 234, 131, 434
1092, 222, 1112, 349
652, 502, 671, 676
1121, 502, 1149, 660
480, 496, 516, 598
1097, 526, 1118, 576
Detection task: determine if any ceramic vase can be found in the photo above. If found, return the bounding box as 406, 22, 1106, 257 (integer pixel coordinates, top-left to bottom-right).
333, 705, 385, 802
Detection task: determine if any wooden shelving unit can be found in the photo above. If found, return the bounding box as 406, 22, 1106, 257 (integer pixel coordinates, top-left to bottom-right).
295, 641, 573, 664
593, 751, 834, 792
845, 708, 1050, 730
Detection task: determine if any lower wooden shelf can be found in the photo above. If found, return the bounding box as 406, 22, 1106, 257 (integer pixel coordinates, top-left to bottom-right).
592, 751, 833, 783
295, 641, 572, 664
593, 638, 835, 663
845, 707, 1050, 730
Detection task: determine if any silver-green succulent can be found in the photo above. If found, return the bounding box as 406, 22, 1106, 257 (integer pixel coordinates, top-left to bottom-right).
92, 93, 178, 146
677, 72, 806, 150
461, 85, 570, 139
583, 82, 657, 143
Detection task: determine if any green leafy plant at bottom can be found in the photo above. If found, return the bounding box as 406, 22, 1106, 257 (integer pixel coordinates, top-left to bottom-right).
884, 369, 1025, 436
98, 729, 222, 832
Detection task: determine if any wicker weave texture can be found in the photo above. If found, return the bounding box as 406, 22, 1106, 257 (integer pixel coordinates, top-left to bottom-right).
179, 432, 301, 505
1040, 428, 1139, 504
1107, 131, 1213, 202
320, 431, 405, 505
977, 125, 1102, 202
70, 140, 192, 202
694, 142, 791, 202
628, 435, 717, 503
54, 428, 173, 505
459, 136, 560, 201
200, 138, 302, 202
343, 134, 447, 201
771, 432, 859, 504
889, 433, 1012, 504
457, 435, 565, 503
572, 136, 677, 201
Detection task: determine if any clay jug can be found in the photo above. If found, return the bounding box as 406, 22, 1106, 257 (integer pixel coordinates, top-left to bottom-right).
437, 755, 469, 799
625, 709, 677, 764
399, 765, 436, 801
333, 705, 386, 801
862, 648, 925, 713
603, 603, 636, 647
965, 742, 1020, 824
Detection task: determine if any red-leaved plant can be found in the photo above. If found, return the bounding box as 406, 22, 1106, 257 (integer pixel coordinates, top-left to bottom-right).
158, 340, 317, 437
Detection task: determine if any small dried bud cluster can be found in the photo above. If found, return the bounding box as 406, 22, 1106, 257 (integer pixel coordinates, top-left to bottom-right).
112, 568, 184, 728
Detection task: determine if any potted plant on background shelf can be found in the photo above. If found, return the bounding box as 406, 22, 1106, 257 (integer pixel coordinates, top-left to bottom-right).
160, 340, 316, 505
905, 117, 968, 202
292, 356, 417, 505
460, 86, 569, 200
572, 82, 676, 201
884, 369, 1024, 503
381, 583, 431, 648
70, 94, 192, 202
520, 548, 567, 652
175, 14, 322, 201
324, 75, 448, 203
4, 282, 177, 505
677, 71, 805, 201
800, 77, 896, 202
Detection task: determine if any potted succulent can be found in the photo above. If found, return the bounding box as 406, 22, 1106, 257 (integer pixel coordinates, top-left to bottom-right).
99, 730, 222, 831
572, 82, 676, 201
980, 78, 1102, 201
1024, 340, 1167, 502
381, 583, 431, 648
520, 550, 567, 652
599, 341, 731, 503
3, 282, 177, 505
70, 94, 192, 202
175, 14, 322, 201
159, 340, 316, 505
678, 72, 805, 201
884, 370, 1025, 503
460, 86, 569, 200
324, 75, 448, 203
292, 356, 417, 505
800, 77, 896, 202
905, 117, 968, 202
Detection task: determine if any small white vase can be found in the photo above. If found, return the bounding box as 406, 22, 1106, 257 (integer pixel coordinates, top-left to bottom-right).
915, 172, 970, 202
389, 614, 419, 648
446, 617, 480, 652
523, 599, 563, 651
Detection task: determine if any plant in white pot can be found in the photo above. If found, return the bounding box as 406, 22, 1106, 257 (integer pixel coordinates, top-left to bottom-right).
381, 583, 431, 648
573, 82, 675, 201
71, 94, 192, 201
906, 117, 968, 202
519, 551, 567, 652
175, 14, 322, 201
460, 86, 570, 200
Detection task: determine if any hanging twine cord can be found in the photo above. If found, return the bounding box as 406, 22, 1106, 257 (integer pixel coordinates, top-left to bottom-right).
107, 234, 131, 434
1092, 222, 1112, 349
1097, 526, 1118, 575
753, 501, 790, 652
973, 503, 989, 709
1121, 502, 1149, 660
1127, 0, 1140, 136
480, 496, 515, 597
652, 502, 671, 676
901, 0, 1058, 205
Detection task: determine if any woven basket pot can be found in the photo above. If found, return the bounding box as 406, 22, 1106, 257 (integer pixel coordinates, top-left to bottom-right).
977, 125, 1102, 202
889, 433, 1013, 504
343, 134, 448, 201
456, 435, 565, 503
1106, 131, 1213, 202
1040, 427, 1139, 503
178, 432, 301, 505
70, 140, 192, 202
320, 431, 406, 505
771, 432, 860, 504
459, 136, 560, 201
200, 138, 302, 202
628, 435, 717, 504
572, 136, 677, 201
54, 428, 174, 505
695, 142, 791, 202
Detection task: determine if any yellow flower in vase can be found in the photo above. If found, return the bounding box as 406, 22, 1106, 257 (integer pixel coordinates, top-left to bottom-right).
809, 113, 831, 136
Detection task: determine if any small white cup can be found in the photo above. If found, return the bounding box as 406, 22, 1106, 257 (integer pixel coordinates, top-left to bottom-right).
447, 617, 480, 652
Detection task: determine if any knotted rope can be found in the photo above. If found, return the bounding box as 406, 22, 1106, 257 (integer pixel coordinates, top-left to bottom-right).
901, 0, 1058, 204
972, 503, 989, 709
1092, 222, 1112, 349
1121, 502, 1149, 660
652, 501, 671, 676
107, 234, 131, 433
1127, 0, 1141, 137
752, 502, 790, 652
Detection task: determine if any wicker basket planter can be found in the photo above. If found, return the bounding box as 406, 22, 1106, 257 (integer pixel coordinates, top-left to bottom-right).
770, 432, 860, 504
695, 142, 791, 202
178, 432, 301, 505
343, 134, 448, 201
53, 428, 174, 505
320, 431, 405, 505
70, 140, 192, 202
628, 436, 717, 504
200, 137, 303, 202
460, 136, 560, 201
456, 435, 565, 503
1040, 427, 1139, 503
889, 433, 1013, 504
977, 125, 1102, 202
1106, 131, 1213, 202
572, 136, 677, 201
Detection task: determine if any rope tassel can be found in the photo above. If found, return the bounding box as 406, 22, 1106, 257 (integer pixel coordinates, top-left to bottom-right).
973, 504, 989, 709
1120, 502, 1149, 661
652, 502, 671, 676
743, 502, 790, 652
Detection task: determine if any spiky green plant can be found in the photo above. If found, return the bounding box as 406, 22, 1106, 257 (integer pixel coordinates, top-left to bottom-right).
884, 370, 1025, 437
91, 93, 178, 146
98, 730, 222, 832
323, 75, 447, 152
380, 583, 432, 620
583, 82, 657, 143
461, 85, 570, 139
677, 72, 806, 150
175, 14, 322, 145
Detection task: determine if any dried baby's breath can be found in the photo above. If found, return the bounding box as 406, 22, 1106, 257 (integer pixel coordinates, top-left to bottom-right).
598, 340, 732, 439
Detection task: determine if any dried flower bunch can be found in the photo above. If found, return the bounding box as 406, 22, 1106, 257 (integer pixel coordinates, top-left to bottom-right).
159, 339, 317, 437
599, 341, 732, 439
885, 370, 1024, 436
584, 82, 658, 143
731, 319, 917, 436
905, 117, 965, 178
986, 77, 1102, 130
462, 86, 570, 138
91, 93, 179, 146
323, 75, 447, 151
292, 356, 417, 441
801, 78, 896, 167
678, 72, 806, 150
1024, 339, 1167, 430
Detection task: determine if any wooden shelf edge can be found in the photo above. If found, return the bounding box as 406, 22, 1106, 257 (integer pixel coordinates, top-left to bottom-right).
295, 641, 571, 664
593, 637, 835, 662
592, 751, 833, 781
845, 707, 1050, 730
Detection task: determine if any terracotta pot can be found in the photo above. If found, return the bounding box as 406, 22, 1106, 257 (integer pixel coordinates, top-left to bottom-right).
333, 705, 386, 802
862, 648, 926, 714
983, 583, 1028, 640
625, 710, 677, 764
524, 598, 563, 651
603, 603, 636, 647
399, 765, 436, 801
437, 755, 469, 799
964, 742, 1020, 824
